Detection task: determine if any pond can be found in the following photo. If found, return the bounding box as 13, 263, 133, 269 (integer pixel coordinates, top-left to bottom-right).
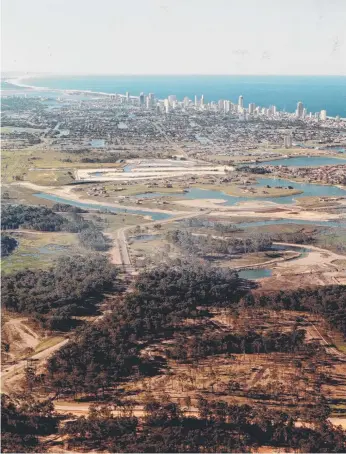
322, 146, 346, 153
237, 244, 311, 280
90, 139, 106, 148
118, 122, 128, 129
123, 164, 135, 172
182, 182, 345, 205
238, 268, 272, 280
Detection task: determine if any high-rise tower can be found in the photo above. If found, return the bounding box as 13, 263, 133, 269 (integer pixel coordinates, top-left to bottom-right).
296, 101, 304, 118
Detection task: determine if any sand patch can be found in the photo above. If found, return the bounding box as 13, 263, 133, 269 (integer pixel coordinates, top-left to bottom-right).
173, 198, 227, 208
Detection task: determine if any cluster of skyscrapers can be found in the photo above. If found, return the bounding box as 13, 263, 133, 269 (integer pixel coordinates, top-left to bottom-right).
295, 101, 329, 121
122, 92, 330, 122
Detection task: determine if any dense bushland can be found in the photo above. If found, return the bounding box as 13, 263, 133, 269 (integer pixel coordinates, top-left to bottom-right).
167, 229, 272, 256
1, 204, 67, 231
1, 254, 118, 330
1, 233, 18, 257
51, 202, 86, 213
61, 398, 346, 453
1, 204, 110, 251
243, 285, 346, 336
47, 263, 250, 394
166, 327, 310, 361
1, 395, 59, 453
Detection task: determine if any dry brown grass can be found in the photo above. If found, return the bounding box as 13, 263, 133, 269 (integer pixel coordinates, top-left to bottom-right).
119, 309, 345, 415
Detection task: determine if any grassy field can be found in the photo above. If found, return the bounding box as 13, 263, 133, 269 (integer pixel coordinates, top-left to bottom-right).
1, 148, 123, 185
190, 182, 303, 198
0, 127, 14, 134
86, 211, 150, 233
208, 147, 343, 164
26, 169, 75, 186
100, 182, 186, 197
33, 336, 66, 355
314, 229, 346, 254
1, 231, 79, 274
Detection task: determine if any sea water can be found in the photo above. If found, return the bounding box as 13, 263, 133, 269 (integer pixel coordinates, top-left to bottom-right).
11, 75, 346, 117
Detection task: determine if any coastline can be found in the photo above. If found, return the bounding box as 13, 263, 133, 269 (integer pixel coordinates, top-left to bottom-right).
5, 76, 346, 119
5, 75, 123, 99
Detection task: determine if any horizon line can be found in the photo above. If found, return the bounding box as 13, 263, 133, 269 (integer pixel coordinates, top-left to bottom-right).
3, 72, 346, 78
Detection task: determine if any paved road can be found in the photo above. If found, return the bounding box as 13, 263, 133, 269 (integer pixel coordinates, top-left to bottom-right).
107, 211, 209, 270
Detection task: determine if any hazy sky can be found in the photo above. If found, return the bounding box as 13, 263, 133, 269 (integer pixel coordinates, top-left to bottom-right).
2, 0, 346, 75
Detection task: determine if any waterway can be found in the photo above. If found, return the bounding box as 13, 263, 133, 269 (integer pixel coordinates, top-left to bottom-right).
33, 169, 346, 221
33, 193, 172, 220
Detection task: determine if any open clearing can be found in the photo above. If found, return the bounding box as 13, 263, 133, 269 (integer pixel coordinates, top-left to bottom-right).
1, 230, 79, 274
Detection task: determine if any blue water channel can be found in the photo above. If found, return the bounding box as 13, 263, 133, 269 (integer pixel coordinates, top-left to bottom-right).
33, 193, 172, 220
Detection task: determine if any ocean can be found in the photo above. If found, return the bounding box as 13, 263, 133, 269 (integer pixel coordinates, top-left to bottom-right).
5, 75, 346, 117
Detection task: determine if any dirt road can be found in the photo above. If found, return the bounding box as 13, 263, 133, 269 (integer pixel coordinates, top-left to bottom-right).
2, 317, 41, 365
0, 339, 69, 394
53, 401, 346, 430
307, 322, 346, 361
